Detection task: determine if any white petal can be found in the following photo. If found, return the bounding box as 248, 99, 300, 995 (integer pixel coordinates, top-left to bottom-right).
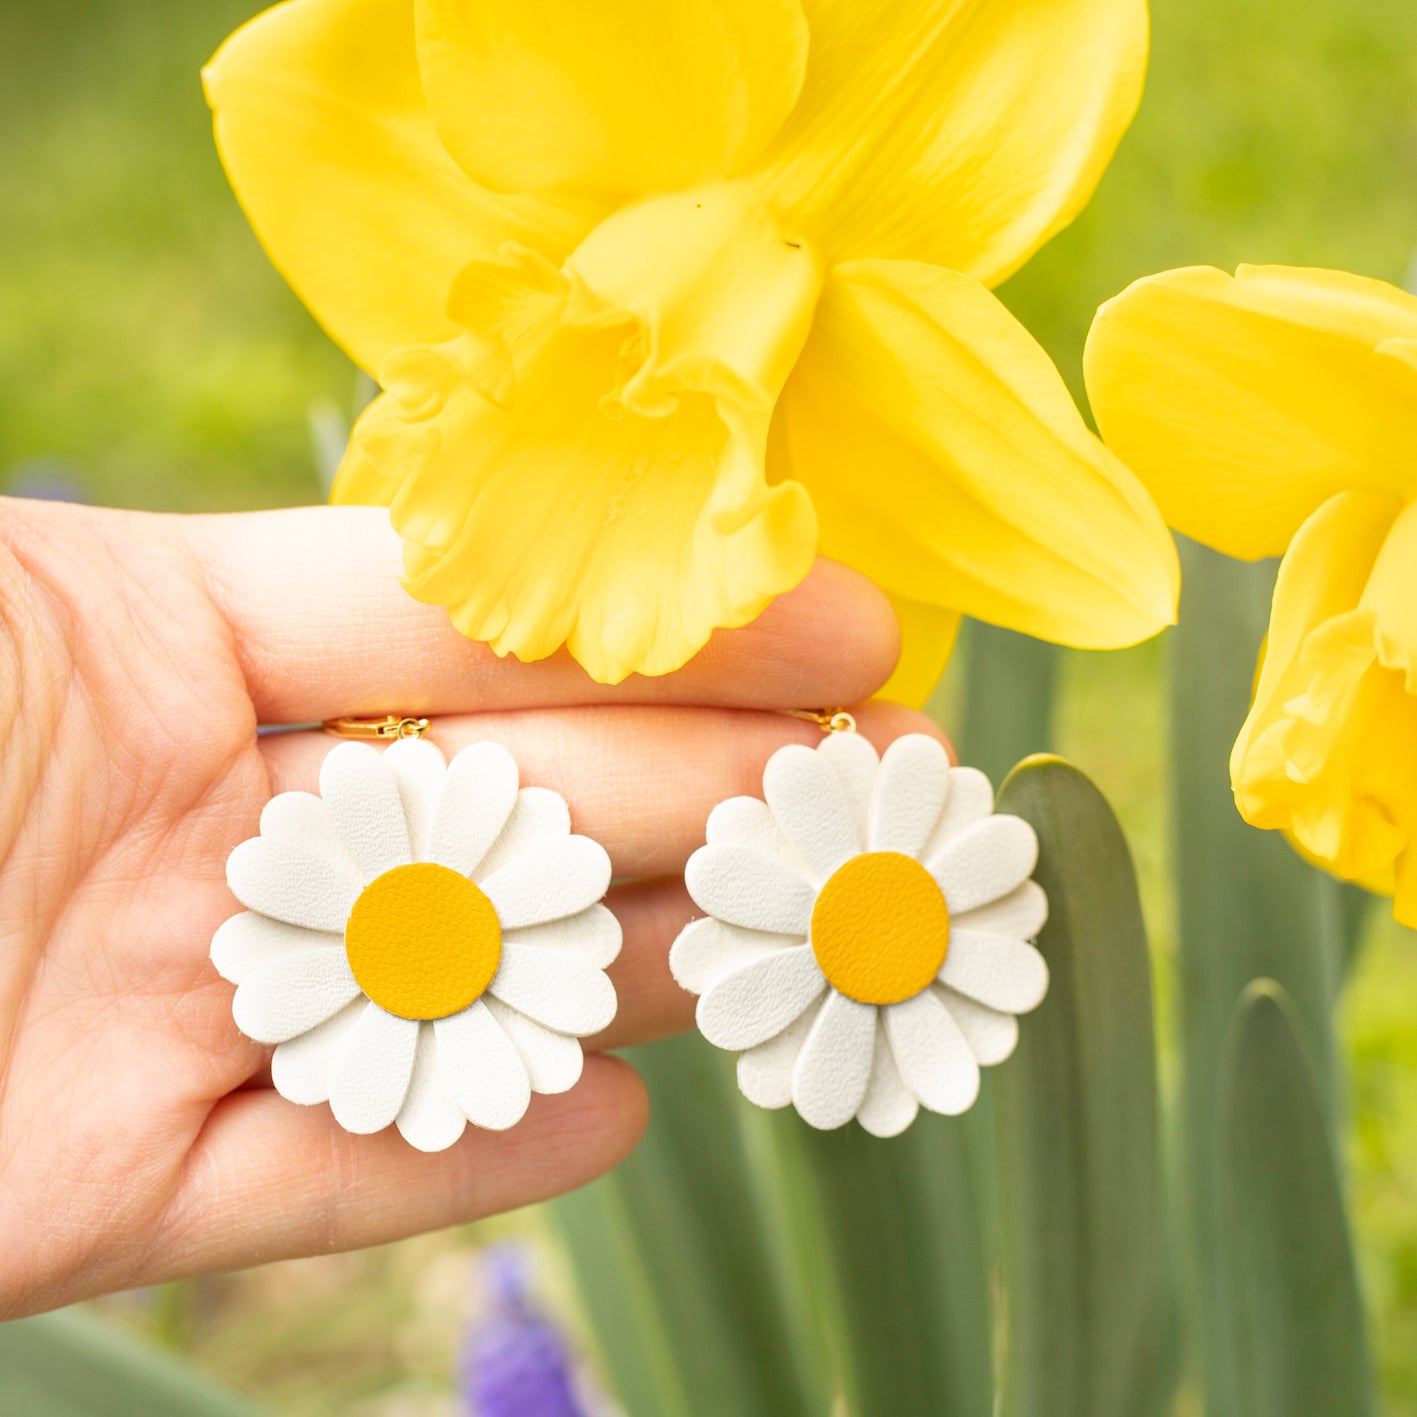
941, 987, 1020, 1066
764, 743, 860, 881
940, 931, 1049, 1013
395, 1024, 467, 1152
484, 997, 585, 1094
706, 795, 775, 847
270, 998, 365, 1104
955, 880, 1048, 940
505, 903, 622, 970
922, 767, 996, 859
259, 791, 353, 874
482, 835, 611, 928
226, 836, 361, 933
684, 844, 815, 936
320, 741, 411, 879
211, 911, 340, 985
474, 787, 571, 882
929, 815, 1038, 916
383, 736, 447, 862
427, 741, 520, 876
669, 916, 797, 997
885, 989, 980, 1116
737, 1009, 815, 1109
696, 946, 826, 1051
856, 1022, 919, 1138
791, 990, 877, 1129
487, 941, 617, 1035
818, 732, 880, 836
869, 734, 950, 857
328, 1003, 419, 1134
434, 1000, 532, 1131
705, 795, 811, 875
232, 946, 362, 1044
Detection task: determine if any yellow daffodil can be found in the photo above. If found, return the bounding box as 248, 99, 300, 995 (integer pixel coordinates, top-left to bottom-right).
1086, 263, 1417, 924
206, 0, 1178, 697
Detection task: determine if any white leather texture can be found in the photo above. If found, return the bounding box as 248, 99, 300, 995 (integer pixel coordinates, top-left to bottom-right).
671, 732, 1050, 1137
213, 737, 620, 1151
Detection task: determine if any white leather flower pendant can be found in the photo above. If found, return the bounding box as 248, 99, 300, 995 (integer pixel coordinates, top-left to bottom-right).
212, 738, 619, 1151
671, 732, 1049, 1136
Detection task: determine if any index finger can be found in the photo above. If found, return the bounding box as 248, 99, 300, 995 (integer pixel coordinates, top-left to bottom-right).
179, 506, 903, 722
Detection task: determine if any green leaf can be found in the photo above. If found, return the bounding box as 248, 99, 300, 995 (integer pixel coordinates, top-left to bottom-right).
994, 756, 1177, 1417
770, 1108, 997, 1417
0, 1308, 269, 1417
551, 1035, 827, 1417
954, 622, 1059, 786
1169, 539, 1345, 1416
1217, 982, 1375, 1417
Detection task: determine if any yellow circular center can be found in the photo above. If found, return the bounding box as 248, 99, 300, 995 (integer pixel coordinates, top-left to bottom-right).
344, 862, 502, 1021
810, 852, 951, 1006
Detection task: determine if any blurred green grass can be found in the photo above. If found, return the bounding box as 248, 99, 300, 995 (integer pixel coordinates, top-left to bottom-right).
2, 0, 1415, 1411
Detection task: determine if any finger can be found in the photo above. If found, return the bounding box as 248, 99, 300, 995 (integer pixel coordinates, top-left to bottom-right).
597, 876, 697, 1051
178, 505, 902, 722
151, 1056, 646, 1285
257, 700, 948, 879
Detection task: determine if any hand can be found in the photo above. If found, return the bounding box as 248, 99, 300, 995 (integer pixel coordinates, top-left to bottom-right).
0, 497, 939, 1317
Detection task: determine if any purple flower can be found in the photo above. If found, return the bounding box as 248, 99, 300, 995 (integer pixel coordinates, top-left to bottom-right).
462, 1247, 590, 1417
7, 458, 87, 503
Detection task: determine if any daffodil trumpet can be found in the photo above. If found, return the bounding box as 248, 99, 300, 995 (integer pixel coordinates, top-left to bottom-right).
207, 0, 1178, 698
1086, 262, 1417, 926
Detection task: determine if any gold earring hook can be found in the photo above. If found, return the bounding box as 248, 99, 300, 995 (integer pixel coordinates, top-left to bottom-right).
781, 707, 857, 734
323, 714, 431, 741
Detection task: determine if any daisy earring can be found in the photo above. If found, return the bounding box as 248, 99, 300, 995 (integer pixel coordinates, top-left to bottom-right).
211, 715, 620, 1152
670, 716, 1049, 1138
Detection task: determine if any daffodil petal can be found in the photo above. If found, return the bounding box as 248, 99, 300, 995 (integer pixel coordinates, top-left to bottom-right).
778, 260, 1178, 649
413, 0, 807, 200
760, 0, 1146, 283
879, 595, 961, 709
1085, 264, 1417, 559
1233, 490, 1398, 786
1229, 490, 1417, 912
1363, 501, 1417, 691
204, 0, 598, 371
359, 320, 816, 683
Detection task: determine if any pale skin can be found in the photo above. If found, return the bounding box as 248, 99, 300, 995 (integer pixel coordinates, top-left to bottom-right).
0, 497, 946, 1319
